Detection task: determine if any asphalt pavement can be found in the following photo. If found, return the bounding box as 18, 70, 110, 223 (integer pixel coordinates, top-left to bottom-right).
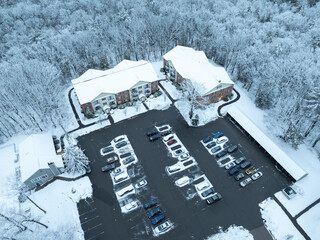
77, 106, 291, 240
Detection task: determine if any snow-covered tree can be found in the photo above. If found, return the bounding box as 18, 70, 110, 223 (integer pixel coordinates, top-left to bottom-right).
63, 145, 89, 174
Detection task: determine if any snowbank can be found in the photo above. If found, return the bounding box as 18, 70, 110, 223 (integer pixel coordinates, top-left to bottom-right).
70, 119, 110, 138
297, 202, 320, 240
145, 91, 172, 110
205, 225, 253, 240
112, 102, 147, 123
161, 80, 183, 100
259, 198, 304, 240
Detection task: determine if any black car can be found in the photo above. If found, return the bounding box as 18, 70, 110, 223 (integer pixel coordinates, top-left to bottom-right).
123, 156, 135, 165
234, 173, 245, 181
120, 152, 131, 159
149, 134, 161, 142
216, 150, 227, 158
228, 166, 240, 175
171, 145, 181, 151
227, 145, 238, 153
147, 207, 162, 218
206, 142, 217, 149
201, 187, 215, 198
202, 136, 213, 143
101, 164, 116, 172
160, 130, 172, 136
144, 199, 159, 209
101, 146, 114, 154
146, 129, 158, 137
211, 146, 222, 154
240, 161, 251, 169
115, 141, 127, 149
206, 193, 222, 205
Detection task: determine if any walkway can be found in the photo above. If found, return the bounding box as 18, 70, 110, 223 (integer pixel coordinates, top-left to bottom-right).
217, 88, 240, 117
68, 88, 85, 128
158, 81, 176, 103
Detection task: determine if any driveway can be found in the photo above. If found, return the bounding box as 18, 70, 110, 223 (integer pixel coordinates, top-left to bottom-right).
77, 106, 291, 240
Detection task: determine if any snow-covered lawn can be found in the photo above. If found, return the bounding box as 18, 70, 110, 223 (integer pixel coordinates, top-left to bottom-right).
112, 102, 147, 123
259, 198, 304, 240
175, 99, 220, 126
69, 119, 110, 138
25, 177, 92, 239
161, 80, 183, 100
151, 60, 166, 80
145, 91, 172, 110
62, 86, 80, 132
205, 225, 253, 240
297, 202, 320, 240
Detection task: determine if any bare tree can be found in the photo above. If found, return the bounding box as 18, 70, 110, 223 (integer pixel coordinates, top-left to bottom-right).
63, 145, 89, 174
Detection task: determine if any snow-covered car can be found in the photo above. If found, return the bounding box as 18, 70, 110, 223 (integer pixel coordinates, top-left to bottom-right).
173, 149, 184, 157
175, 176, 190, 187
124, 201, 138, 211
211, 146, 222, 154
101, 164, 116, 172
122, 156, 135, 165
135, 179, 147, 189
116, 185, 134, 198
217, 136, 228, 144
153, 220, 173, 236
100, 146, 114, 156
107, 155, 118, 164
112, 167, 124, 176
163, 134, 174, 142
115, 141, 127, 149
166, 164, 181, 175
235, 156, 246, 164
195, 181, 210, 191
113, 135, 126, 143
224, 161, 236, 170
178, 153, 190, 161
114, 172, 129, 183
227, 145, 238, 153
118, 147, 132, 154
240, 178, 252, 187
251, 171, 263, 180
282, 186, 296, 199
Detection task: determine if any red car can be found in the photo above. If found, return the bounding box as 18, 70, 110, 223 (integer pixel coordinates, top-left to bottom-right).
167, 139, 177, 146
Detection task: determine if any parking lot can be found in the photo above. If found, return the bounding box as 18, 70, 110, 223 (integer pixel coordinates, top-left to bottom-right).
77, 106, 291, 240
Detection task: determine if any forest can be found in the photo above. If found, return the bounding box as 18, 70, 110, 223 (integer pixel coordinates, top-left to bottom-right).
0, 0, 319, 157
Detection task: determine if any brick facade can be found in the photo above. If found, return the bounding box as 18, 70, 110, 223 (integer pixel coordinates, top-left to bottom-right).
206, 86, 234, 103
81, 103, 94, 115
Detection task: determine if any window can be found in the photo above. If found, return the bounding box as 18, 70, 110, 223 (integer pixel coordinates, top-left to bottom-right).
152, 84, 157, 88
116, 96, 122, 100
102, 97, 106, 101
108, 96, 113, 100
220, 93, 223, 96
123, 94, 128, 98
93, 100, 99, 105
144, 84, 149, 89
139, 91, 143, 94
31, 174, 48, 183
124, 99, 129, 102
103, 102, 108, 106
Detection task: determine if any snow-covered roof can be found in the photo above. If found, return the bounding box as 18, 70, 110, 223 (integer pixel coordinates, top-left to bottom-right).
227, 106, 308, 181
72, 60, 159, 104
163, 46, 234, 95
19, 134, 64, 182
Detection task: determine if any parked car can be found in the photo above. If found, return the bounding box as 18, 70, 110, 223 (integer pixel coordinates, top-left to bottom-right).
235, 156, 246, 164
147, 207, 162, 218
206, 193, 222, 205
175, 176, 190, 187
240, 161, 251, 169
150, 134, 161, 142
227, 145, 238, 153
201, 187, 215, 198
166, 164, 181, 174
123, 156, 135, 165
158, 125, 170, 132
153, 221, 173, 236
183, 159, 194, 167
228, 166, 240, 175
213, 132, 224, 139
115, 141, 127, 149
116, 185, 134, 198
251, 171, 263, 180
216, 150, 227, 158
119, 147, 131, 154
135, 179, 147, 188
107, 156, 118, 164
119, 152, 131, 159
196, 181, 210, 191
124, 201, 137, 211
234, 172, 245, 181
163, 134, 174, 142
160, 130, 172, 136
282, 186, 297, 199
144, 199, 159, 209
217, 136, 228, 144
240, 177, 252, 187
101, 164, 116, 172
245, 166, 257, 175
113, 136, 125, 143
211, 146, 222, 154
202, 136, 213, 143
100, 146, 114, 155
114, 172, 129, 183
146, 129, 158, 137
167, 139, 177, 146
178, 153, 190, 161
206, 142, 216, 148
151, 214, 165, 225
173, 149, 184, 156
225, 161, 236, 170
171, 144, 181, 151
112, 167, 124, 176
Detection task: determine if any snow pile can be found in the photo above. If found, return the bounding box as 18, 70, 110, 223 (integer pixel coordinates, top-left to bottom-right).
297, 202, 320, 239
112, 102, 147, 123
161, 80, 183, 100
174, 99, 219, 126
259, 198, 304, 240
145, 91, 172, 110
205, 225, 253, 240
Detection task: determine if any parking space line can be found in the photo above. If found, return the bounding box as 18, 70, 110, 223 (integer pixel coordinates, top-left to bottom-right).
81, 215, 100, 225
87, 231, 105, 240
84, 223, 102, 233
80, 208, 97, 217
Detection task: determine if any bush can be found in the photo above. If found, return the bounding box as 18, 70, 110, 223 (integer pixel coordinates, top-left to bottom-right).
118, 104, 125, 109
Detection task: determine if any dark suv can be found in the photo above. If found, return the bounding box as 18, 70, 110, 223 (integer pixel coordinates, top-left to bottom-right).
144, 199, 159, 209
201, 187, 215, 198
216, 150, 227, 158
146, 129, 158, 137
115, 141, 127, 149
227, 145, 238, 153
149, 134, 161, 142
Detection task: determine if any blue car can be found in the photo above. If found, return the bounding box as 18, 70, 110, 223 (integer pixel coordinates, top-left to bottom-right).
144, 199, 159, 209
206, 142, 217, 149
151, 214, 165, 225
147, 207, 162, 218
213, 132, 224, 139
211, 146, 222, 154
229, 166, 240, 175
203, 136, 213, 143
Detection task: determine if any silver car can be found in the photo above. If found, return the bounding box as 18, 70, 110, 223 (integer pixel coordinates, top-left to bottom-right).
240, 177, 252, 187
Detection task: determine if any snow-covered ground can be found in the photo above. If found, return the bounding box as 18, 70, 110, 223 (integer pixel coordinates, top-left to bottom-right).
259, 198, 304, 240
25, 177, 92, 239
297, 202, 320, 240
112, 102, 147, 123
145, 91, 172, 110
151, 60, 166, 80
205, 225, 254, 240
161, 80, 183, 100
69, 119, 110, 138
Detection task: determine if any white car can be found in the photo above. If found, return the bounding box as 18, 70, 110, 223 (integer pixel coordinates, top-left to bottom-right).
224, 161, 236, 170
240, 178, 252, 187
217, 136, 228, 144
124, 201, 138, 211
251, 171, 263, 181
112, 167, 124, 176
175, 176, 190, 187
166, 164, 182, 175
135, 179, 147, 189
163, 134, 174, 142
116, 185, 134, 198
153, 220, 173, 236
113, 135, 126, 143
195, 181, 210, 191
178, 153, 190, 161
114, 172, 129, 183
